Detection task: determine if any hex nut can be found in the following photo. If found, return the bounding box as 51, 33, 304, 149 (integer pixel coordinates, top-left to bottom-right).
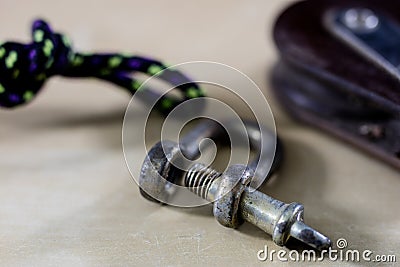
213, 164, 253, 229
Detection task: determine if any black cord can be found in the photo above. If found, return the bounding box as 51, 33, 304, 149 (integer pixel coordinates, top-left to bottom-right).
0, 19, 204, 113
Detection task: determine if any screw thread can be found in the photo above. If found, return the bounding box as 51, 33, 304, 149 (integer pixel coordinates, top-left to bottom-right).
184, 163, 221, 200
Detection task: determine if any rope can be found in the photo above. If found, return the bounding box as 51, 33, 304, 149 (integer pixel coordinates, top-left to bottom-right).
0, 19, 204, 113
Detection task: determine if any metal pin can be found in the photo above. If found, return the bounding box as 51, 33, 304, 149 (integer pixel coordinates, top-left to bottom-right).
139, 120, 332, 250
185, 163, 332, 251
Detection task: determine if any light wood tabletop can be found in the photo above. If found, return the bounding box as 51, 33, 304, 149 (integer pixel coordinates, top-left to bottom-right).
0, 0, 399, 266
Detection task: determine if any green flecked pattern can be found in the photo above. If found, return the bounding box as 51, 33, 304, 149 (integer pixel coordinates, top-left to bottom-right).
23, 91, 34, 101
161, 98, 173, 110
5, 51, 18, 69
33, 30, 44, 42
0, 47, 5, 58
0, 19, 205, 112
108, 56, 122, 68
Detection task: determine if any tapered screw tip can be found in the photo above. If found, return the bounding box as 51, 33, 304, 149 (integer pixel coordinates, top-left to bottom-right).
290, 220, 332, 251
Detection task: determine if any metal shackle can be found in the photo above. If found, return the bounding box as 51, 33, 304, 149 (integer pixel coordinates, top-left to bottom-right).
139, 119, 332, 250
139, 119, 282, 204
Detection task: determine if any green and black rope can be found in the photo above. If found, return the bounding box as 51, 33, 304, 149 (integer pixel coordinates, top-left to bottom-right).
0, 19, 204, 113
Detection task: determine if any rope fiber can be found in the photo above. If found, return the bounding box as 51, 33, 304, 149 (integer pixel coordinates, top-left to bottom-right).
0, 19, 204, 113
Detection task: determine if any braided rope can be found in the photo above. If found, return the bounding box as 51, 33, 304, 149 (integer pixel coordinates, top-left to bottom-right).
0, 19, 204, 113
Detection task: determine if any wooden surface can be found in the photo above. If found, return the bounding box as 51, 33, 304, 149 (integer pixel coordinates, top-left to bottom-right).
0, 0, 399, 266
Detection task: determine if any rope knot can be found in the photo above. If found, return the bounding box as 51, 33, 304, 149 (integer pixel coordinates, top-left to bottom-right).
0, 19, 74, 107
0, 19, 204, 112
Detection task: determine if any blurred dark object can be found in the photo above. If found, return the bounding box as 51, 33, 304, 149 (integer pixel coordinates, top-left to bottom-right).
272, 0, 400, 169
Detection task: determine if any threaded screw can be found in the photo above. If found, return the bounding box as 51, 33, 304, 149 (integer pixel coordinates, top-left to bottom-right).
184, 163, 332, 251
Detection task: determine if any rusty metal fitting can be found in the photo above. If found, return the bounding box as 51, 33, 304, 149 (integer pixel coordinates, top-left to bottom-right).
139, 119, 280, 204
139, 119, 331, 250
184, 163, 332, 251
185, 164, 254, 229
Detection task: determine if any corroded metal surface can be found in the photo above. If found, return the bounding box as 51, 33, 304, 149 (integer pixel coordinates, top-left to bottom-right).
139, 141, 181, 203
213, 165, 253, 229
240, 190, 331, 250
185, 164, 332, 251
139, 119, 280, 203
139, 119, 331, 250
